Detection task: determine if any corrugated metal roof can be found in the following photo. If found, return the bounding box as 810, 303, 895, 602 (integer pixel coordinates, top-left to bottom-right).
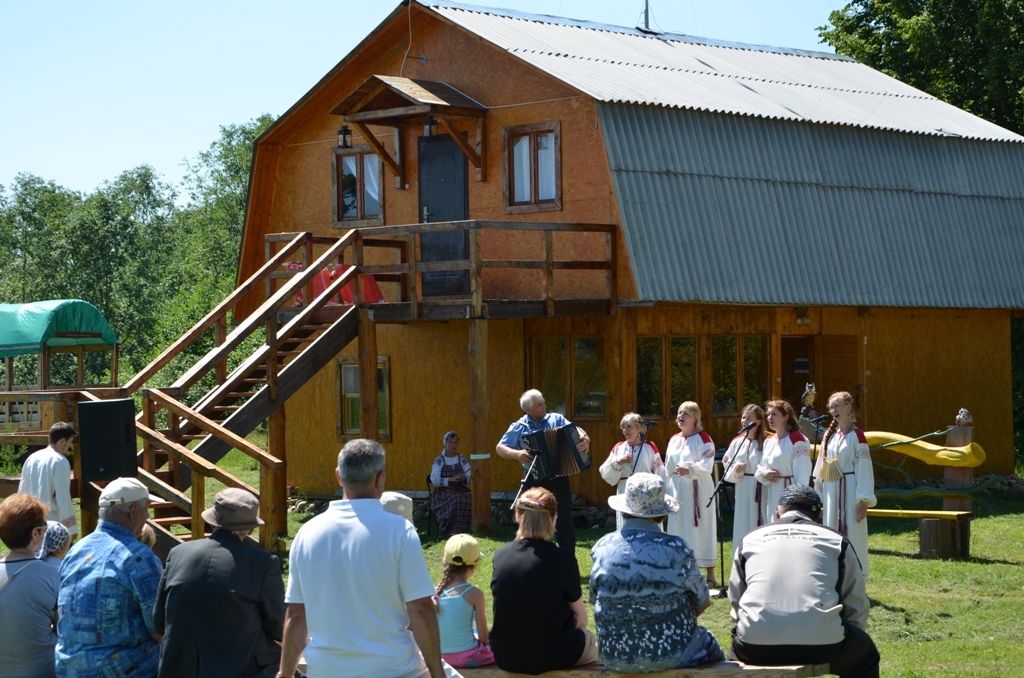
422, 0, 1022, 143
599, 103, 1024, 308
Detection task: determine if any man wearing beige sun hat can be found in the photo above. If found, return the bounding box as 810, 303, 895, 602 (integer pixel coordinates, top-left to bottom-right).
589, 473, 724, 673
154, 488, 286, 678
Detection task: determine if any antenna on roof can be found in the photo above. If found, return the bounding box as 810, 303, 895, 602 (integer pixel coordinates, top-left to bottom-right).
636, 0, 661, 34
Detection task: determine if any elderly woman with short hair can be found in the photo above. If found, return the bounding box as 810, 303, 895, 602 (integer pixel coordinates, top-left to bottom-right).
429, 431, 472, 537
489, 487, 599, 674
0, 493, 61, 678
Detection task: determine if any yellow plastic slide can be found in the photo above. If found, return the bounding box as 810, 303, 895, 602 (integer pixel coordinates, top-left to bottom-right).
810, 432, 985, 467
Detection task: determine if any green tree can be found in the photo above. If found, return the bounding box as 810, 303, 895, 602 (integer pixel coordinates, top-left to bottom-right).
819, 0, 1024, 134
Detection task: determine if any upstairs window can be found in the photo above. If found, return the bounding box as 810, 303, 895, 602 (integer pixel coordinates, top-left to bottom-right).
333, 147, 382, 226
504, 121, 561, 213
336, 355, 391, 442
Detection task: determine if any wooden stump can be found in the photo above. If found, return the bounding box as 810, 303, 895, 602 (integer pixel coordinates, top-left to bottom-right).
919, 516, 969, 559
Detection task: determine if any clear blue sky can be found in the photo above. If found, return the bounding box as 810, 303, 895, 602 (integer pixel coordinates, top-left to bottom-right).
0, 0, 842, 195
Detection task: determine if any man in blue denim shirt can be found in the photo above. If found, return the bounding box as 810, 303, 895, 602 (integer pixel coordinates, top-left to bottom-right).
590, 473, 724, 672
56, 477, 163, 678
496, 389, 590, 555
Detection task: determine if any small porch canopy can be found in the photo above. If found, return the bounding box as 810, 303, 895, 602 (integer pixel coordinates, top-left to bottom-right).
331, 75, 488, 181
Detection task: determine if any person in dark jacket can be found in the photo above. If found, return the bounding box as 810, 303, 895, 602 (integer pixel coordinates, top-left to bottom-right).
154, 488, 285, 678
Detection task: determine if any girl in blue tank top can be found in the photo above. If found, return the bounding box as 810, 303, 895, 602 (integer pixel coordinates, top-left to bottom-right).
434, 534, 495, 668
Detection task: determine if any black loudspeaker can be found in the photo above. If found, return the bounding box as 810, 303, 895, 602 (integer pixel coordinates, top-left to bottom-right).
79, 398, 137, 482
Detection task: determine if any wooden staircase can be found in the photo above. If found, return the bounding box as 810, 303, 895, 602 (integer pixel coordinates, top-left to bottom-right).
78, 231, 368, 556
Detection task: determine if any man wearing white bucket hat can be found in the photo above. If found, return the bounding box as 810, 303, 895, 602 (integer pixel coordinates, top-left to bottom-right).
589, 473, 724, 673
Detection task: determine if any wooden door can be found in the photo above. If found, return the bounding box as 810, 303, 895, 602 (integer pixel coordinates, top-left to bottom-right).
814, 334, 867, 426
418, 134, 469, 296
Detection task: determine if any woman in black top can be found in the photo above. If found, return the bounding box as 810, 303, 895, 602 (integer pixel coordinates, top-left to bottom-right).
489, 487, 599, 674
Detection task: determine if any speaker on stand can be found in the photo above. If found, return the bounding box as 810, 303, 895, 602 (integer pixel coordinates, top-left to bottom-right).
78, 398, 137, 482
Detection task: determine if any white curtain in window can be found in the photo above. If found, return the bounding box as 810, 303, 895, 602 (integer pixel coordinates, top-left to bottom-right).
537, 132, 555, 201
513, 135, 532, 202
363, 154, 380, 217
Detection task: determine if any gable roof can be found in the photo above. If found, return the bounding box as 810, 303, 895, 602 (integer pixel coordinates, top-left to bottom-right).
421, 0, 1021, 143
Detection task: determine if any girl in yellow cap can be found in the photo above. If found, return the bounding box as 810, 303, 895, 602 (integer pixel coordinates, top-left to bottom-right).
434, 534, 495, 668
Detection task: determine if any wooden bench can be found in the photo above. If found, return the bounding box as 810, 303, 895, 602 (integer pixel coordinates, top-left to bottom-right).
866, 508, 972, 559
459, 662, 829, 677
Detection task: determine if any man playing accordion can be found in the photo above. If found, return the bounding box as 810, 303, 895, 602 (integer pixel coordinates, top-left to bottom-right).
496, 389, 590, 557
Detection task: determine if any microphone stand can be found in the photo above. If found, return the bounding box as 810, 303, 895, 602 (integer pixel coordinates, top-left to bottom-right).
511, 454, 540, 509
707, 423, 752, 597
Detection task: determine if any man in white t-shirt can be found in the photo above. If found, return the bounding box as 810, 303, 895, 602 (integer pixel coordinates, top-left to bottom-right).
278, 439, 444, 678
18, 421, 79, 537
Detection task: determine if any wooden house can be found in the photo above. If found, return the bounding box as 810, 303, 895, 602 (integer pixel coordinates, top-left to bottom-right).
233, 0, 1024, 526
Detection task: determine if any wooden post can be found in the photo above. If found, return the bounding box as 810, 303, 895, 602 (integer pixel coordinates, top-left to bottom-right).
475, 117, 486, 182
543, 230, 554, 317
260, 462, 285, 551
81, 480, 100, 537
5, 357, 13, 391
469, 319, 490, 533
468, 227, 491, 533
302, 240, 314, 310
39, 345, 49, 389
266, 314, 279, 402
191, 473, 206, 541
268, 407, 289, 534
111, 344, 119, 387
393, 126, 404, 190
770, 308, 783, 398
76, 345, 85, 387
141, 396, 155, 473
356, 235, 379, 439
943, 424, 973, 556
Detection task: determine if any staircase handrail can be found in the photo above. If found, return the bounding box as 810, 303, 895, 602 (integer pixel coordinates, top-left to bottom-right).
144, 388, 282, 470
170, 231, 356, 393
124, 231, 312, 395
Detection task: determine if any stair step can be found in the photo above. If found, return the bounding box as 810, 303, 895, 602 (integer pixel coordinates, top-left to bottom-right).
277, 351, 303, 357
179, 533, 213, 542
151, 516, 193, 527
241, 378, 266, 384
150, 501, 178, 511
225, 391, 258, 398
211, 405, 241, 412
179, 434, 207, 441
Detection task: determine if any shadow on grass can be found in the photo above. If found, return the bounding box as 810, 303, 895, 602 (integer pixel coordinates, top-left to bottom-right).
869, 547, 1022, 566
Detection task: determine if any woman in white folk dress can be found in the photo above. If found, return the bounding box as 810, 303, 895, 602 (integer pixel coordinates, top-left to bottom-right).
814, 390, 876, 578
664, 401, 718, 586
756, 399, 812, 524
723, 404, 766, 553
600, 412, 665, 530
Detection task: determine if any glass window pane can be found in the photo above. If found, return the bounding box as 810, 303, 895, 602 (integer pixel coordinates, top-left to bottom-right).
669, 337, 697, 411
636, 337, 663, 417
342, 364, 360, 394
363, 154, 380, 217
532, 338, 567, 415
344, 395, 361, 433
537, 132, 555, 201
341, 155, 359, 219
512, 135, 532, 203
711, 336, 738, 414
743, 335, 769, 409
573, 338, 606, 417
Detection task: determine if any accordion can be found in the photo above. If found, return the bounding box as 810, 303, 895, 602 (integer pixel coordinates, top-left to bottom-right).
522, 424, 593, 481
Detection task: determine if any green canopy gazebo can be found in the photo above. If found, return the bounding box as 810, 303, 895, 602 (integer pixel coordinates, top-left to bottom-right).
0, 300, 119, 390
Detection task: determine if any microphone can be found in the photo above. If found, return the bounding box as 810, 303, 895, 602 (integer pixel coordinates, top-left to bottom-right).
808, 414, 829, 424
737, 421, 757, 434
638, 419, 659, 427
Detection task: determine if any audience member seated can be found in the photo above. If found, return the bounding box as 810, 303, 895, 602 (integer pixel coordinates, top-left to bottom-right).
590, 473, 724, 673
155, 488, 285, 678
729, 484, 880, 678
430, 431, 472, 537
434, 534, 494, 668
0, 494, 61, 678
36, 520, 71, 562
489, 487, 599, 674
55, 478, 163, 678
279, 439, 444, 678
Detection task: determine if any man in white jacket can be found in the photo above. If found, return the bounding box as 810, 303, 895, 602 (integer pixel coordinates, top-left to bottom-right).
729, 484, 879, 678
18, 421, 78, 538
